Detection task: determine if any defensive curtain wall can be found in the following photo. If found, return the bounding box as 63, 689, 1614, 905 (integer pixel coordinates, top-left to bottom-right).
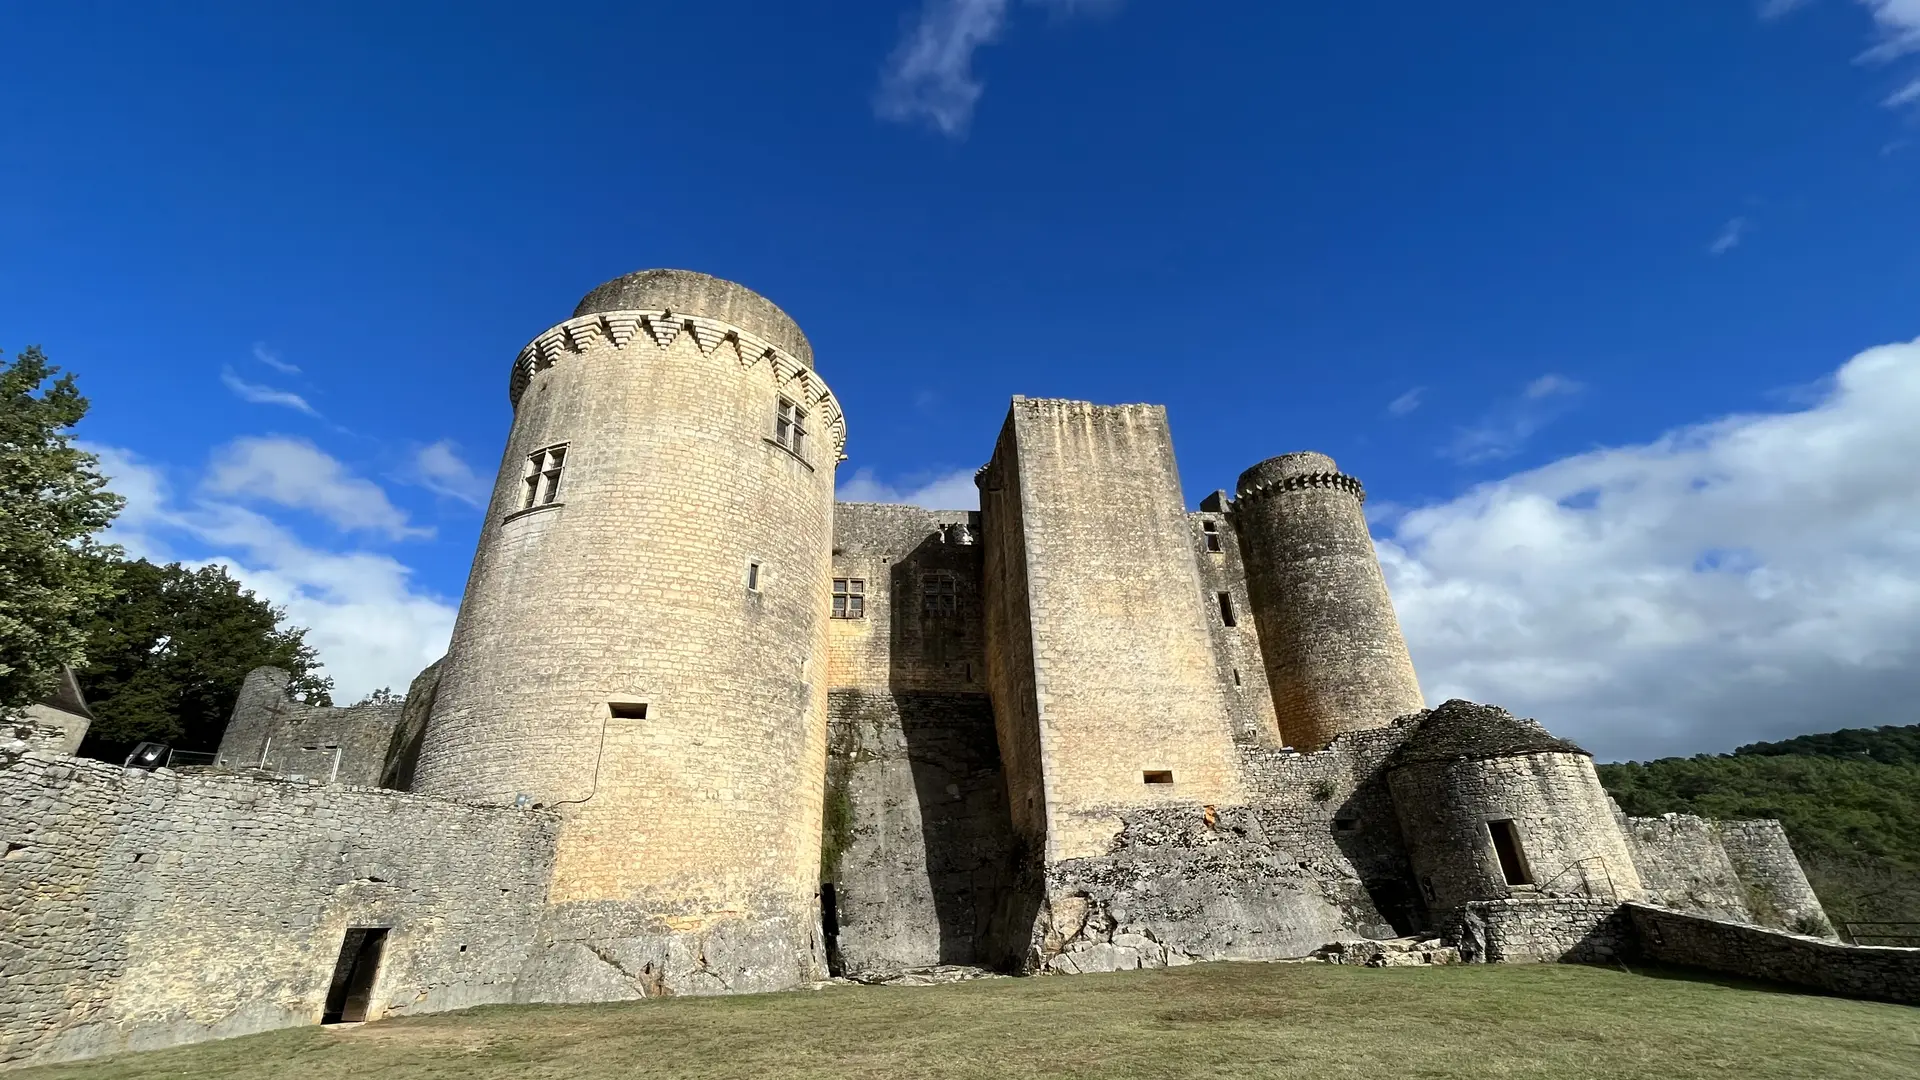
2, 268, 1908, 1070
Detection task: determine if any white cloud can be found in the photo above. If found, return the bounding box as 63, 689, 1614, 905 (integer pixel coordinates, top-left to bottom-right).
221, 366, 318, 416
1387, 388, 1424, 417
1709, 216, 1749, 256
251, 343, 300, 375
1759, 0, 1814, 19
204, 436, 429, 540
875, 0, 1117, 137
407, 440, 491, 508
1885, 74, 1920, 104
1858, 0, 1920, 61
1444, 374, 1585, 463
1380, 337, 1920, 760
90, 444, 457, 703
838, 466, 980, 509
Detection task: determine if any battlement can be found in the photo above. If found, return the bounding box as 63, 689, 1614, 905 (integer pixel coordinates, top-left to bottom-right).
1236, 452, 1366, 504
572, 268, 813, 368
508, 309, 848, 460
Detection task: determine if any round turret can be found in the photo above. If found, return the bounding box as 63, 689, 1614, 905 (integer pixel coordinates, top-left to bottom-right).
1386, 701, 1645, 912
1231, 452, 1422, 749
412, 269, 843, 994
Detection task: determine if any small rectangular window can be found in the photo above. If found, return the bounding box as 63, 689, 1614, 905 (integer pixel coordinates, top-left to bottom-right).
609, 702, 648, 720
1217, 591, 1237, 627
1202, 520, 1222, 552
520, 444, 568, 510
775, 398, 808, 459
832, 578, 865, 618
1143, 770, 1174, 785
922, 572, 957, 616
746, 562, 761, 592
1488, 819, 1533, 886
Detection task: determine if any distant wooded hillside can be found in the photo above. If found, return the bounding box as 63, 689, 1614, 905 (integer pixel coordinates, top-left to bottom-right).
1598, 724, 1920, 930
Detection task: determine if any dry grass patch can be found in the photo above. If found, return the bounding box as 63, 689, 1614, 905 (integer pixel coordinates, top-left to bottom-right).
18, 961, 1920, 1080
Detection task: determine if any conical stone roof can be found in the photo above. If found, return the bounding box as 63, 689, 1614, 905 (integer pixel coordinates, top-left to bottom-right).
1385, 699, 1589, 769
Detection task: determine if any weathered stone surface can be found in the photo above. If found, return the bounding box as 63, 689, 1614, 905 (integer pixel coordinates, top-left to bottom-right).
0, 752, 556, 1069
215, 667, 404, 786
1627, 903, 1920, 1005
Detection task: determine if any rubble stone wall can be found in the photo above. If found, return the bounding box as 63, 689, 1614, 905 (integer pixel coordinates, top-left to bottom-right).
1450, 897, 1630, 964
1627, 903, 1919, 1005
0, 752, 557, 1069
214, 667, 404, 786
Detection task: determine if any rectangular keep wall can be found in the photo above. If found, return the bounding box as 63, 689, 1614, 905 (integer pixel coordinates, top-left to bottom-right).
979, 399, 1243, 862
0, 752, 557, 1069
823, 503, 1016, 974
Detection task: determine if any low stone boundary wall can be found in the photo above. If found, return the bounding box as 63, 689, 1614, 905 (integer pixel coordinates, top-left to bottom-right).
1450, 897, 1629, 964
1625, 903, 1920, 1006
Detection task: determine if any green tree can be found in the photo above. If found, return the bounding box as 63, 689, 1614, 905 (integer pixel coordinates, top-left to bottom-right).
76, 559, 332, 760
0, 345, 124, 713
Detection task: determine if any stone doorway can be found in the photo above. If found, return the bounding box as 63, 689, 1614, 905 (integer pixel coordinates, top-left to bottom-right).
322, 927, 390, 1024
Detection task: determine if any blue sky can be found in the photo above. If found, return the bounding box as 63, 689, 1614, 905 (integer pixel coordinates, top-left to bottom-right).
4, 1, 1918, 758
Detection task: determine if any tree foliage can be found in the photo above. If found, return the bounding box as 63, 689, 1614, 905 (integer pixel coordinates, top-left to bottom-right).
1598, 724, 1920, 927
76, 559, 332, 760
0, 346, 125, 713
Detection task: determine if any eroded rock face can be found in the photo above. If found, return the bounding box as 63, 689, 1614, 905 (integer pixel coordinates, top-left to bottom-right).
1029, 804, 1410, 974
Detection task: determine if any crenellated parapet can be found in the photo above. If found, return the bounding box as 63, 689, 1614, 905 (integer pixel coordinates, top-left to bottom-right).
509, 309, 848, 460
1235, 469, 1365, 504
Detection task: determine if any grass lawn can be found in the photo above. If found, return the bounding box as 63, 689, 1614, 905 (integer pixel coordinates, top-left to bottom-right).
18, 962, 1920, 1080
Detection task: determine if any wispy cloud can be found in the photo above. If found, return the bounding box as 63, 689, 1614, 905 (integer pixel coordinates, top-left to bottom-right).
1885, 74, 1920, 105
1768, 1, 1920, 103
252, 343, 300, 375
1387, 388, 1425, 417
222, 366, 318, 416
838, 466, 980, 509
203, 435, 430, 539
875, 0, 1118, 137
1759, 0, 1814, 20
1445, 374, 1585, 463
407, 440, 491, 507
90, 444, 456, 701
1709, 216, 1749, 256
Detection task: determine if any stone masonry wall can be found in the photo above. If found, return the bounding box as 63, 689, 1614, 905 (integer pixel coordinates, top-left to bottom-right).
1390, 752, 1646, 912
1449, 897, 1630, 964
1626, 903, 1920, 1005
0, 752, 557, 1069
412, 272, 840, 994
1231, 453, 1423, 750
827, 503, 985, 695
215, 667, 404, 785
988, 399, 1244, 862
1716, 819, 1834, 936
1619, 812, 1754, 923
825, 690, 1014, 975
1188, 507, 1281, 747
978, 419, 1049, 850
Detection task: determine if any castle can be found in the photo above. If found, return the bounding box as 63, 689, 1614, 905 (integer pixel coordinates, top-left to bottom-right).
5, 269, 1906, 1070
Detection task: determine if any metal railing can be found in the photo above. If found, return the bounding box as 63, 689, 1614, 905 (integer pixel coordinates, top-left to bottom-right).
1841, 922, 1920, 947
1534, 856, 1620, 901
164, 749, 217, 769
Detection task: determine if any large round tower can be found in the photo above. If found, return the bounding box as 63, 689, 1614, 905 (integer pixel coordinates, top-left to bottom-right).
1232, 452, 1423, 749
412, 269, 844, 996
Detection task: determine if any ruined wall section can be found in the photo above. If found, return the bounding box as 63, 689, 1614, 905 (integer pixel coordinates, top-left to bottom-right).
1626, 904, 1919, 1006
1717, 819, 1834, 936
413, 270, 844, 995
1233, 453, 1423, 749
0, 752, 556, 1069
988, 399, 1243, 863
1619, 812, 1754, 923
1187, 504, 1281, 747
214, 667, 404, 785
